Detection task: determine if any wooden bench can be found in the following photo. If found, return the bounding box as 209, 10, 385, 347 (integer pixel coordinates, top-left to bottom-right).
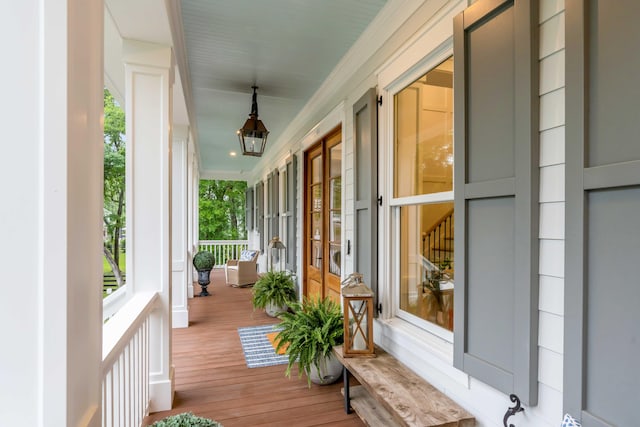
334, 345, 475, 427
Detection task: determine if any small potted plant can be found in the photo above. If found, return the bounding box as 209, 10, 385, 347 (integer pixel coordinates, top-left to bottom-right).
150, 411, 222, 426
252, 271, 296, 316
193, 251, 215, 297
275, 297, 344, 386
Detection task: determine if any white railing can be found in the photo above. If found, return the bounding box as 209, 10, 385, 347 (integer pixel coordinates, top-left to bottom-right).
103, 284, 129, 322
102, 291, 158, 427
198, 239, 249, 267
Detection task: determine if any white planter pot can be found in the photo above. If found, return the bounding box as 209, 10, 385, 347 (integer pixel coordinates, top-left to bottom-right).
265, 301, 287, 317
309, 353, 342, 385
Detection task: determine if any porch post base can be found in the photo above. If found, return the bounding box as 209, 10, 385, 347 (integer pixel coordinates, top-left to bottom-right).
148, 366, 175, 413
172, 308, 189, 328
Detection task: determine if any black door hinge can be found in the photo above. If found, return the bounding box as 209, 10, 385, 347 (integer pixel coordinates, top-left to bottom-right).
377, 195, 383, 206
377, 303, 383, 315
377, 95, 383, 106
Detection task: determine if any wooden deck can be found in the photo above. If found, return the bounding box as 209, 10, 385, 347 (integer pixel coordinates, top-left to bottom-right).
143, 269, 363, 427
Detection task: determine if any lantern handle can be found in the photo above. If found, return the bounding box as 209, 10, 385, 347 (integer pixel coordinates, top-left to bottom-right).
341, 272, 363, 288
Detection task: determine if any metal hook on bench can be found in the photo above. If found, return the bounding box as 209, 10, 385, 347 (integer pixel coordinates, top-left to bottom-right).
503, 394, 524, 427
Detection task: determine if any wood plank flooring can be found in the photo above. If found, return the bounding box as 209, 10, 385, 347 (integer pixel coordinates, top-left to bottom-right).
143, 270, 363, 427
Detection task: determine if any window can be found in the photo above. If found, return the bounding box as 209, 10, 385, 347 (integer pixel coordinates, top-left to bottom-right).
266, 170, 279, 244
392, 58, 454, 334
284, 156, 297, 271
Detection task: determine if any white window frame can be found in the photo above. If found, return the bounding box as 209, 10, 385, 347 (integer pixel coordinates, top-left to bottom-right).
376, 2, 465, 348
390, 50, 455, 342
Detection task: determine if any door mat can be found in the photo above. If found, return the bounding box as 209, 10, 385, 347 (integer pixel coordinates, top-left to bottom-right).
238, 324, 288, 368
265, 331, 288, 355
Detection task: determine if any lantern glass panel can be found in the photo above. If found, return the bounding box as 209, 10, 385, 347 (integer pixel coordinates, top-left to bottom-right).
349, 299, 369, 351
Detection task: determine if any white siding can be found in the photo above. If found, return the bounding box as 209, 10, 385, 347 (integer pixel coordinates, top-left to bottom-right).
537, 1, 565, 424
539, 275, 564, 316
540, 125, 565, 166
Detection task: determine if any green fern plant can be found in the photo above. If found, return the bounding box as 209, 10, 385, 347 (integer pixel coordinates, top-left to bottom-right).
150, 412, 222, 427
251, 271, 296, 310
275, 297, 344, 386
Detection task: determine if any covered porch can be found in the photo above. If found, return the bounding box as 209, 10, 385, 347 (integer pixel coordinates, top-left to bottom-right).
8, 0, 639, 426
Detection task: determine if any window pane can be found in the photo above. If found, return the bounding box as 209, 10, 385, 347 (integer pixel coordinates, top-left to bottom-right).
394, 57, 453, 198
399, 202, 454, 331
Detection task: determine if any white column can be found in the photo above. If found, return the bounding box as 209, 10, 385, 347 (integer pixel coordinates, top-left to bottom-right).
124, 39, 175, 412
187, 139, 193, 299
187, 137, 197, 298
0, 1, 104, 426
172, 126, 189, 327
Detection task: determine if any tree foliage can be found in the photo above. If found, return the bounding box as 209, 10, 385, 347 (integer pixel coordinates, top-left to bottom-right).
199, 180, 247, 240
103, 89, 126, 285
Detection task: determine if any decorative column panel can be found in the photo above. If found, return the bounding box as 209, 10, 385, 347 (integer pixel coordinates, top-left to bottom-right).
186, 137, 197, 298
1, 1, 104, 426
172, 126, 189, 327
124, 40, 175, 412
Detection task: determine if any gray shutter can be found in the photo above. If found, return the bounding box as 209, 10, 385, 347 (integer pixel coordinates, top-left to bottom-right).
256, 181, 264, 253
266, 173, 273, 243
353, 88, 378, 314
565, 1, 640, 425
285, 156, 297, 271
453, 0, 539, 405
271, 169, 279, 239
245, 187, 254, 233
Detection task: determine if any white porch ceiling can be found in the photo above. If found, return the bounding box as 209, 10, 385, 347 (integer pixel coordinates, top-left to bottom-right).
179, 0, 388, 176
105, 0, 388, 177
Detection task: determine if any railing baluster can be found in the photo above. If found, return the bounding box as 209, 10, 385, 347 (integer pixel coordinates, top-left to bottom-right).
424, 211, 454, 268
102, 292, 158, 427
197, 240, 250, 267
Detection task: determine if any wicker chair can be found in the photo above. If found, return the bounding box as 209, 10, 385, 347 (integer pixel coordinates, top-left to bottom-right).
224, 249, 260, 287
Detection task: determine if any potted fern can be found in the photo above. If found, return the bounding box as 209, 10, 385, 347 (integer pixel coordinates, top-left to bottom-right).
150, 412, 222, 426
275, 297, 344, 386
252, 271, 296, 316
193, 251, 215, 297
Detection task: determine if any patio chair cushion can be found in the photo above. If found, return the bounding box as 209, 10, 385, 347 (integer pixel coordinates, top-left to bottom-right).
561, 414, 581, 427
239, 250, 258, 261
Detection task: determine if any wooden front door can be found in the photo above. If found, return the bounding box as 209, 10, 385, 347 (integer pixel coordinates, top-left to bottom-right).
304, 128, 342, 303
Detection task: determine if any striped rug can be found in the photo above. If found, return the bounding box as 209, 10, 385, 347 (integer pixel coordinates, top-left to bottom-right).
237, 324, 288, 368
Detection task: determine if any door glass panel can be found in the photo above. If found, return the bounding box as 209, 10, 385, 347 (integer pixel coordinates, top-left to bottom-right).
399, 202, 454, 331
330, 143, 342, 177
311, 178, 322, 269
312, 155, 322, 184
329, 142, 342, 277
394, 57, 454, 198
330, 177, 341, 210
312, 212, 322, 242
312, 240, 323, 269
312, 184, 322, 213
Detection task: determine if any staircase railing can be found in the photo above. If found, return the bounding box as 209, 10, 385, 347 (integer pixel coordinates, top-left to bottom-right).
422, 209, 454, 269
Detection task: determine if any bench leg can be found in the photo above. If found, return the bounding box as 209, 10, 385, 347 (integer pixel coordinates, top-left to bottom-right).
343, 365, 351, 414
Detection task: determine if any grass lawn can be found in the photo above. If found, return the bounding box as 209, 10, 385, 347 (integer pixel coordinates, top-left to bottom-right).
103, 252, 126, 298
103, 253, 126, 273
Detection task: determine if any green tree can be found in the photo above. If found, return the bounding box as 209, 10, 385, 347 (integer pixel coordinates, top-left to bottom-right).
199, 180, 247, 240
103, 89, 126, 286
